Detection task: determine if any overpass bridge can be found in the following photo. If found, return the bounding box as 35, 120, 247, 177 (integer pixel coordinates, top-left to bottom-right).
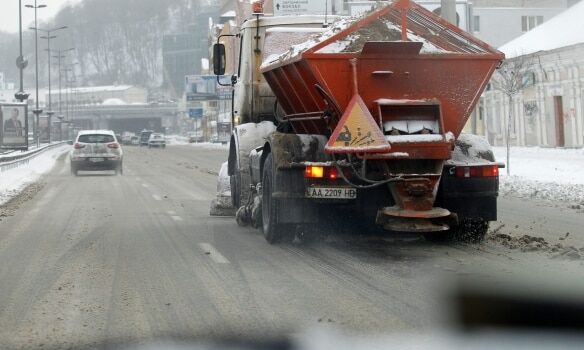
69, 103, 180, 134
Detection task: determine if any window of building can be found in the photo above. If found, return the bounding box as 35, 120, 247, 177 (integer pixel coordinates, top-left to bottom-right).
473, 15, 480, 32
522, 15, 544, 32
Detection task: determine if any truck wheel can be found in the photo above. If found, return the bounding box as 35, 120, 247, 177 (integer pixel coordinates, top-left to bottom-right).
456, 219, 489, 243
230, 170, 242, 208
424, 219, 488, 243
261, 153, 295, 244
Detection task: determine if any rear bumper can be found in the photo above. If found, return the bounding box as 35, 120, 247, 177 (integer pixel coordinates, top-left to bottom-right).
71, 157, 121, 170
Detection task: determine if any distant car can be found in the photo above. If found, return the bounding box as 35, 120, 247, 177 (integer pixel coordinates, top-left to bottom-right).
139, 130, 153, 146
148, 133, 166, 148
130, 136, 140, 145
70, 130, 123, 176
121, 132, 135, 145
188, 132, 203, 143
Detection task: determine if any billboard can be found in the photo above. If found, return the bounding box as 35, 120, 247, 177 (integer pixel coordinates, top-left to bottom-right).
185, 75, 232, 101
0, 103, 28, 149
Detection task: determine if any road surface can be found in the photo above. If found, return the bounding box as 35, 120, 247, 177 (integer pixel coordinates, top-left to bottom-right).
0, 145, 582, 349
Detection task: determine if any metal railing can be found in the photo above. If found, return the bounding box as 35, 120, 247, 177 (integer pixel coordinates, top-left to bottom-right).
0, 141, 69, 172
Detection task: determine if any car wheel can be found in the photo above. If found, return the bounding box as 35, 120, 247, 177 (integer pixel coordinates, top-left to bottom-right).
71, 166, 78, 176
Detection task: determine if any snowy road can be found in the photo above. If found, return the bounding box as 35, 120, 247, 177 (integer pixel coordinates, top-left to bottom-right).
0, 145, 582, 348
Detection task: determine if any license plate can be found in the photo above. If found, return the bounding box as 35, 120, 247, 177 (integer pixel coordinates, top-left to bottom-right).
306, 187, 357, 199
89, 158, 104, 162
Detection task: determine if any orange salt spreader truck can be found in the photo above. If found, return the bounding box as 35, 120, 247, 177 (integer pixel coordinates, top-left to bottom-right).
212, 0, 505, 243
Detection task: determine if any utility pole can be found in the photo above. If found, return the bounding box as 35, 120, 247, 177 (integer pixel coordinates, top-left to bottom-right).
38, 26, 67, 143
25, 0, 46, 148
53, 48, 74, 141
15, 0, 30, 104
440, 0, 457, 25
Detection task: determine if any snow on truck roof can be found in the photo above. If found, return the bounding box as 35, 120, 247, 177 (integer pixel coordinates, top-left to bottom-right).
499, 1, 584, 58
260, 1, 500, 70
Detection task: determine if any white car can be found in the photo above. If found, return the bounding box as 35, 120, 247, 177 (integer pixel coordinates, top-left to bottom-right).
70, 130, 123, 175
148, 133, 166, 148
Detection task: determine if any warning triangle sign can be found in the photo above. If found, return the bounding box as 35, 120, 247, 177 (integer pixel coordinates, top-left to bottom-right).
325, 94, 391, 154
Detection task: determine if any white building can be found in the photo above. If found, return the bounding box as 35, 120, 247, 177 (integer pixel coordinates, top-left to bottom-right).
480, 1, 584, 147
471, 0, 569, 48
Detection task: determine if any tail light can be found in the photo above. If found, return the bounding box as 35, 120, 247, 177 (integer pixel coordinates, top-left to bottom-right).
305, 166, 324, 178
107, 142, 120, 149
304, 166, 342, 179
74, 143, 85, 149
454, 165, 499, 178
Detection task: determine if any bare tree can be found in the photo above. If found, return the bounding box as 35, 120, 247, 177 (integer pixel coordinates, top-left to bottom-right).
491, 56, 533, 175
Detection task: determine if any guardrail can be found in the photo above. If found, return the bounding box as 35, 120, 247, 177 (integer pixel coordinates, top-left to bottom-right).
0, 142, 70, 172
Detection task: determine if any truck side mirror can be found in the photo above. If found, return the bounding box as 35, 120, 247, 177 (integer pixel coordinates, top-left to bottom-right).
213, 43, 226, 76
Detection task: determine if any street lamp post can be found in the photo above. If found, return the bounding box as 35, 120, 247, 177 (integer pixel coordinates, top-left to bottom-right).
37, 25, 67, 143
15, 0, 30, 103
25, 0, 46, 148
52, 48, 75, 141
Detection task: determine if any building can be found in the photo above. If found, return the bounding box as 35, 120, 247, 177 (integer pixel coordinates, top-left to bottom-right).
480, 1, 584, 147
471, 0, 569, 48
163, 5, 220, 98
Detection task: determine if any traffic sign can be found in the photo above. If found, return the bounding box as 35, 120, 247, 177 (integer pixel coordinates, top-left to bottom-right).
16, 55, 28, 69
188, 108, 203, 119
325, 94, 390, 153
274, 0, 332, 16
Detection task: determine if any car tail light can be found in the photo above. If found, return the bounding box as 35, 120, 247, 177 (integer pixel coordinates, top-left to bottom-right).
305, 166, 324, 178
107, 142, 120, 149
74, 143, 85, 149
455, 165, 499, 178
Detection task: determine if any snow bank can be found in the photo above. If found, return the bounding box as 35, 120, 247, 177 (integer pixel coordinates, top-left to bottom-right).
187, 142, 229, 150
165, 135, 189, 145
494, 147, 584, 186
494, 146, 584, 204
0, 145, 69, 205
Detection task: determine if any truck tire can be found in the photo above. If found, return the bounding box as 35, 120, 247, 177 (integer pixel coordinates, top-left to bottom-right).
261, 153, 295, 244
424, 218, 488, 243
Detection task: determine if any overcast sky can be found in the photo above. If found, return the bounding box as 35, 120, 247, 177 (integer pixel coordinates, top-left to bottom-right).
0, 0, 81, 33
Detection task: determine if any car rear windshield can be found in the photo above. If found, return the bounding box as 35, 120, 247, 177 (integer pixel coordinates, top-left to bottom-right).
78, 134, 115, 143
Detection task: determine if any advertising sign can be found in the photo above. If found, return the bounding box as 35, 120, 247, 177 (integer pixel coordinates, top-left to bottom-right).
185, 75, 232, 101
0, 103, 28, 149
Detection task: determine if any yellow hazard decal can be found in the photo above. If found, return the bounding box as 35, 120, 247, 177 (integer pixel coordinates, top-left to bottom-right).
325, 94, 391, 153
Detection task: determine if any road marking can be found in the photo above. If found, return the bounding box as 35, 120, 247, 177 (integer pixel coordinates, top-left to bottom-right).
152, 194, 162, 201
141, 183, 149, 188
167, 210, 176, 215
171, 215, 183, 221
198, 243, 230, 264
